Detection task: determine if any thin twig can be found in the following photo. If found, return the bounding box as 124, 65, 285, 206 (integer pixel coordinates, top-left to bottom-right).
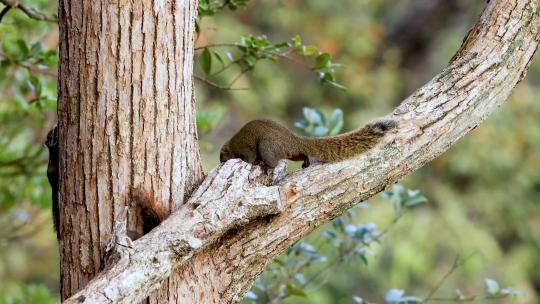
193, 74, 248, 90
227, 68, 250, 88
194, 43, 315, 91
0, 146, 44, 167
301, 247, 354, 288
210, 57, 243, 77
0, 0, 57, 22
5, 217, 49, 242
195, 43, 238, 51
0, 5, 10, 21
424, 252, 480, 303
19, 61, 58, 77
375, 214, 402, 240
195, 43, 314, 70
0, 52, 58, 77
428, 294, 509, 302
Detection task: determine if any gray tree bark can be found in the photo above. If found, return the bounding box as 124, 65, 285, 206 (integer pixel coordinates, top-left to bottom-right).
61, 0, 540, 303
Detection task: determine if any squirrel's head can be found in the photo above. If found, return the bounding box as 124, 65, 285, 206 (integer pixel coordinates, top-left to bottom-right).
219, 142, 234, 163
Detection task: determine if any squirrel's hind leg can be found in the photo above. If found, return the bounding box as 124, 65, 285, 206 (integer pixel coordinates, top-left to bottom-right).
258, 140, 281, 168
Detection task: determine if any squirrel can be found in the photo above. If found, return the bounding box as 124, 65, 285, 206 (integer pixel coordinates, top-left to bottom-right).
45, 127, 168, 240
220, 119, 398, 168
45, 127, 60, 239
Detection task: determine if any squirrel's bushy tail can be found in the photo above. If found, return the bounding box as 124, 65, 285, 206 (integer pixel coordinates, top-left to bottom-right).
133, 188, 170, 235
302, 120, 397, 162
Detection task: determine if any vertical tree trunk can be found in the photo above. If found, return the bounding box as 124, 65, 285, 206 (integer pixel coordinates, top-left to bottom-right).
57, 0, 202, 301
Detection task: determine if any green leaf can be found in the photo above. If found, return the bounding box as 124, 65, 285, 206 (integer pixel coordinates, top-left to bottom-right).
332, 217, 345, 232
314, 53, 331, 69
30, 75, 42, 97
285, 283, 308, 298
326, 80, 347, 90
244, 291, 258, 300
30, 42, 42, 57
200, 48, 212, 75
357, 253, 369, 266
303, 107, 323, 125
501, 287, 527, 297
328, 109, 344, 135
16, 39, 30, 59
273, 258, 285, 267
313, 125, 328, 137
485, 278, 500, 295
402, 196, 427, 208
294, 121, 308, 130
323, 230, 337, 239
213, 51, 225, 66
300, 45, 318, 56
292, 35, 302, 48
294, 273, 306, 285
353, 296, 369, 304
384, 289, 405, 302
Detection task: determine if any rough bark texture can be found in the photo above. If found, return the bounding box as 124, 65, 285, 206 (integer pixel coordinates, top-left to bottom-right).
60, 0, 540, 303
63, 160, 285, 304
57, 0, 202, 301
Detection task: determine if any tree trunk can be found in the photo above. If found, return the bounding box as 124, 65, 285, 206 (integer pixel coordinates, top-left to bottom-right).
57, 0, 202, 301
61, 0, 540, 303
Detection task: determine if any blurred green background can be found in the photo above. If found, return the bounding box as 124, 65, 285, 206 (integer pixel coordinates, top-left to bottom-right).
1, 0, 539, 303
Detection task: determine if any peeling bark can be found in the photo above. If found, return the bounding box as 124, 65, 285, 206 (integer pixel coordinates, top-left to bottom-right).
60, 0, 540, 303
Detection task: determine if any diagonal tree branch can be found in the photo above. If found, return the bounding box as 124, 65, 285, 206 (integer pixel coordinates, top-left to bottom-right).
64, 0, 540, 303
175, 1, 540, 302
0, 0, 57, 23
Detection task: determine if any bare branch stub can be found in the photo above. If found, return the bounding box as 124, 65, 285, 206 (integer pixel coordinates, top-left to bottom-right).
0, 0, 57, 22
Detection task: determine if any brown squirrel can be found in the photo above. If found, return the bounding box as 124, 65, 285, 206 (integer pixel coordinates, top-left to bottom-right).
45, 127, 60, 239
220, 119, 397, 168
45, 127, 168, 240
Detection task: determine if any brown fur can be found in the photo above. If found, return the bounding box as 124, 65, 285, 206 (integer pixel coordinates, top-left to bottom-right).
132, 188, 169, 235
45, 127, 60, 239
220, 119, 398, 168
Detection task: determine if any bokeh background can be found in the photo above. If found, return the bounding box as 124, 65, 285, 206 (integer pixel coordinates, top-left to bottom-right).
1, 0, 539, 303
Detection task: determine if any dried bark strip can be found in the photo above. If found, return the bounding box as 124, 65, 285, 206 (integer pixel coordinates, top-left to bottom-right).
63, 161, 284, 304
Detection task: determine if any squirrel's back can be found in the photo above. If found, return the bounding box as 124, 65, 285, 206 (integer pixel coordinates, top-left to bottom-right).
220, 119, 397, 167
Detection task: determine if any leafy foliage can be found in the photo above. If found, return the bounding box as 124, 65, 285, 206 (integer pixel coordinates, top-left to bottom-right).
295, 107, 343, 137
242, 109, 525, 304
0, 284, 57, 304
381, 185, 428, 218
195, 35, 344, 90
198, 0, 250, 18
0, 0, 60, 301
